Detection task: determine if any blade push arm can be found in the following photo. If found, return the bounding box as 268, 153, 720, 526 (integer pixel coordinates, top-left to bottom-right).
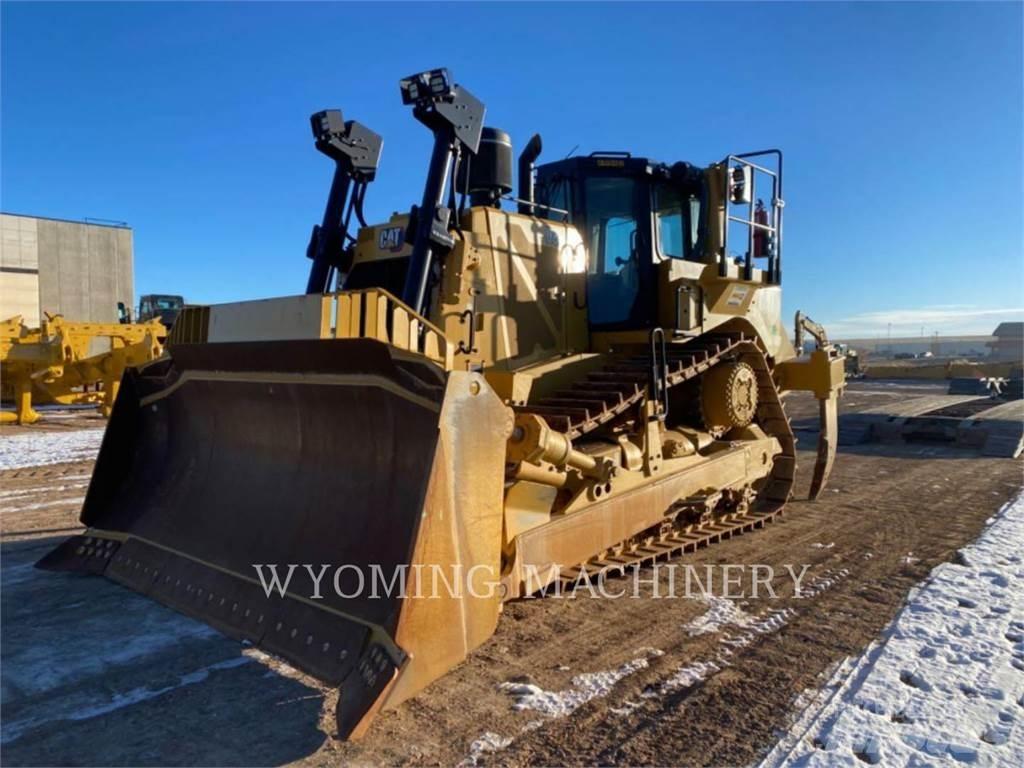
305, 110, 383, 294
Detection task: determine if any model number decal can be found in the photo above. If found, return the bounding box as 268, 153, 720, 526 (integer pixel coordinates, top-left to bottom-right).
726, 285, 751, 307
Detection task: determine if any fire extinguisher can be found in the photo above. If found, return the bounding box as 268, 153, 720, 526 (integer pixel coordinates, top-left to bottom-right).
753, 199, 768, 258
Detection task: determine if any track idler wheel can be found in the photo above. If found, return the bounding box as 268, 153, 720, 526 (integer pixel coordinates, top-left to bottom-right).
700, 361, 758, 437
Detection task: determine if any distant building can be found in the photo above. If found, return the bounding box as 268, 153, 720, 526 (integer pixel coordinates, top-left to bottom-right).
835, 335, 992, 358
987, 322, 1023, 361
0, 213, 134, 327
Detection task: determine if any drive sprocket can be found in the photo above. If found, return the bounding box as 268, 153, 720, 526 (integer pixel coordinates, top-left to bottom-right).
700, 360, 758, 437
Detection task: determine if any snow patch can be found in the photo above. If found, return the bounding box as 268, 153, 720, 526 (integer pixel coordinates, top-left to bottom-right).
1, 656, 252, 744
0, 481, 89, 500
1, 562, 50, 588
458, 732, 513, 767
476, 567, 851, 765
2, 607, 220, 698
478, 647, 664, 764
682, 596, 759, 636
500, 654, 655, 717
2, 496, 85, 514
609, 699, 644, 716
242, 647, 312, 684
644, 659, 722, 697
0, 429, 105, 470
645, 570, 849, 700
800, 568, 850, 598
762, 493, 1024, 767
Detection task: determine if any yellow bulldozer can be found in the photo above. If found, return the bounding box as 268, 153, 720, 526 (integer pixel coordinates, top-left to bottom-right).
1, 312, 165, 424
40, 69, 845, 738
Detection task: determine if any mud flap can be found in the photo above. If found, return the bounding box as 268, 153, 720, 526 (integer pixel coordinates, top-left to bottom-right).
38, 338, 510, 739
809, 391, 838, 500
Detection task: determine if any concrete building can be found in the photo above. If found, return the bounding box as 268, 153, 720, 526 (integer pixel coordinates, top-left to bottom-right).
987, 322, 1023, 361
0, 213, 134, 328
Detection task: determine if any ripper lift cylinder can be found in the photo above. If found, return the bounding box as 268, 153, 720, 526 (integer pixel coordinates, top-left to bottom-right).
306, 164, 353, 294
403, 135, 455, 314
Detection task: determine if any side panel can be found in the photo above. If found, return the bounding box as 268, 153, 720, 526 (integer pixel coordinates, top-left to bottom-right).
744, 285, 794, 360
437, 208, 588, 371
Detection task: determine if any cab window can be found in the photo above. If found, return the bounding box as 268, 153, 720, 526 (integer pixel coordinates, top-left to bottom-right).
584, 177, 641, 326
539, 175, 571, 223
654, 184, 701, 261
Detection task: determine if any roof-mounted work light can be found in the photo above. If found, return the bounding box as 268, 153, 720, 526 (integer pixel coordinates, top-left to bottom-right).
400, 68, 453, 106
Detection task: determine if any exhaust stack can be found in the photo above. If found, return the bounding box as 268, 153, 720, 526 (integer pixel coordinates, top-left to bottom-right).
517, 133, 543, 216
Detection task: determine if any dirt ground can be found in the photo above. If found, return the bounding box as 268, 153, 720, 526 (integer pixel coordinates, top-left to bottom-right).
1, 382, 1021, 767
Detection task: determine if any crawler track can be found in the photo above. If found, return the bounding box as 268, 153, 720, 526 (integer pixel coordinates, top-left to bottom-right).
517, 332, 755, 439
556, 506, 781, 590
515, 331, 797, 583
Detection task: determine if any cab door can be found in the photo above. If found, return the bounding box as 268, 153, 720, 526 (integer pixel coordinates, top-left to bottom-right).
581, 175, 655, 330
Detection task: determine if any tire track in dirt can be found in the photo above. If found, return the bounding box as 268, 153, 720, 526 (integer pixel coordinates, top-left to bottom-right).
2, 388, 1019, 766
0, 460, 93, 541
485, 449, 1020, 767
316, 443, 1020, 767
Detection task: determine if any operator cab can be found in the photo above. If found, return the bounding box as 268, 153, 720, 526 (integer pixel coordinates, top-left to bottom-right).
533, 150, 782, 334
534, 154, 705, 331
138, 294, 185, 328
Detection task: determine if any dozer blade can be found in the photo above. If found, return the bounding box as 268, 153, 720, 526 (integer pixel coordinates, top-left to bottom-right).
37, 338, 511, 738
808, 391, 838, 500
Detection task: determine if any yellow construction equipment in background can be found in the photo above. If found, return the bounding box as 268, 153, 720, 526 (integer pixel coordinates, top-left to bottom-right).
41, 69, 845, 739
1, 313, 165, 424
862, 357, 1019, 380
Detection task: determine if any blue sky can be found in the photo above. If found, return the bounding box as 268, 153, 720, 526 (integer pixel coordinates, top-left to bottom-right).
2, 1, 1022, 338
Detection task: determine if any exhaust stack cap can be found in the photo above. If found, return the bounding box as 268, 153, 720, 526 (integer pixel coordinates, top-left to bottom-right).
518, 133, 543, 216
